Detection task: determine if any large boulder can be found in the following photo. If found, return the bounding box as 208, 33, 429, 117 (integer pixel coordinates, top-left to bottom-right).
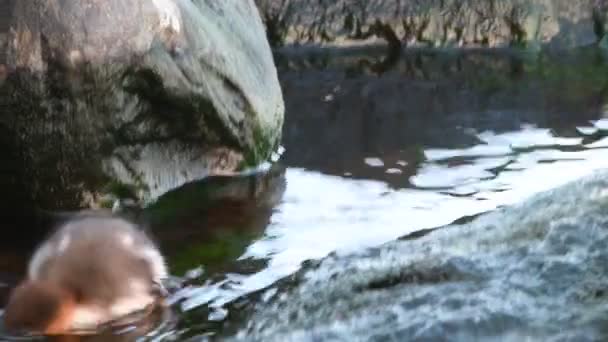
224, 169, 608, 341
1, 0, 284, 210
256, 0, 608, 49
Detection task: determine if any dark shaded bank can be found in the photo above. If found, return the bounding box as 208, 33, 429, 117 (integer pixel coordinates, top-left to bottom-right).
0, 0, 13, 64
276, 45, 608, 185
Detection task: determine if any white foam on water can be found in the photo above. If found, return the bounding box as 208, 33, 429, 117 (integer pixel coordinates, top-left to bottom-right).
177, 124, 608, 315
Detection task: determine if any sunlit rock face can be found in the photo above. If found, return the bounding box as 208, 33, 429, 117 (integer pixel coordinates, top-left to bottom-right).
256, 0, 608, 49
225, 170, 608, 341
2, 0, 284, 210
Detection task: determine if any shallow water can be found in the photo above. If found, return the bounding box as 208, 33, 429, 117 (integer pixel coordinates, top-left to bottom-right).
2, 47, 608, 340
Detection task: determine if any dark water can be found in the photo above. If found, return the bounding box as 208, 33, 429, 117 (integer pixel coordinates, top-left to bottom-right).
1, 46, 608, 340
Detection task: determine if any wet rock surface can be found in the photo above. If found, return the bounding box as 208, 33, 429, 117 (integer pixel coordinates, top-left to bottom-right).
256, 0, 608, 49
1, 0, 283, 210
223, 170, 608, 341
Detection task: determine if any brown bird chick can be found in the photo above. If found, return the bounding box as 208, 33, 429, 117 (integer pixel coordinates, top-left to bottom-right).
3, 216, 168, 336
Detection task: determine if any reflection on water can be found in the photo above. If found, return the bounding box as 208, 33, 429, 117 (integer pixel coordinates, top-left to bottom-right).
164, 49, 608, 339
2, 47, 608, 340
171, 124, 608, 320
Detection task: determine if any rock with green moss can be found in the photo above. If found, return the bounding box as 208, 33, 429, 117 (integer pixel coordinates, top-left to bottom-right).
2, 0, 284, 210
256, 0, 608, 50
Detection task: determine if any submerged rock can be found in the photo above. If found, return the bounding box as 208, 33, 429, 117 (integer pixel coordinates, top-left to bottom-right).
256, 0, 608, 50
2, 0, 284, 210
225, 169, 608, 341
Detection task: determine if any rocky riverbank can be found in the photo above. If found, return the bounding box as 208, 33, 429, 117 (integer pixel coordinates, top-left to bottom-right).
256, 0, 608, 50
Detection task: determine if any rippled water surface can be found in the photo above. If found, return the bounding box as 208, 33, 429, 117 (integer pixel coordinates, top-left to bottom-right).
2, 48, 608, 340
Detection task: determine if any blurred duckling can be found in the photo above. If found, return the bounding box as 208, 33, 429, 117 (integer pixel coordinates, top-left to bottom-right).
3, 216, 168, 336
